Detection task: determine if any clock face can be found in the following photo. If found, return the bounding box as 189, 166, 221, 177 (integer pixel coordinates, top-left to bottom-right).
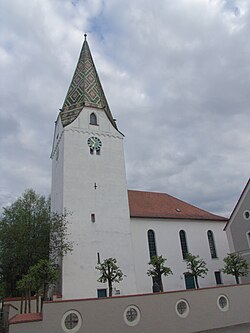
87, 137, 102, 150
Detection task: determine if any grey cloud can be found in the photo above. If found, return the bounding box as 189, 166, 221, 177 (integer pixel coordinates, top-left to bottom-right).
0, 0, 249, 218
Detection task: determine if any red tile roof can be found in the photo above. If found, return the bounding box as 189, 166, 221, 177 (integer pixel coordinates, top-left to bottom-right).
128, 190, 226, 221
9, 313, 42, 325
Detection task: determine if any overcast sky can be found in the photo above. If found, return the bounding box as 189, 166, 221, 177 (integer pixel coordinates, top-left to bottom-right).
1, 0, 249, 217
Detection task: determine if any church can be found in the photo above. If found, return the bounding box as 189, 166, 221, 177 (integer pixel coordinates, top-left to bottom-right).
50, 35, 235, 300
7, 35, 250, 333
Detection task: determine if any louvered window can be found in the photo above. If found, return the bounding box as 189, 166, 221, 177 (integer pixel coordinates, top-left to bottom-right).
90, 112, 97, 125
179, 230, 188, 259
147, 230, 157, 258
207, 230, 217, 258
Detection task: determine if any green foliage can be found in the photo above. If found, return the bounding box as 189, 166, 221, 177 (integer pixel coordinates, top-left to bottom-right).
28, 259, 58, 297
16, 275, 33, 294
17, 259, 58, 313
16, 273, 33, 314
49, 210, 73, 261
0, 278, 6, 333
222, 253, 249, 284
147, 255, 173, 292
0, 189, 72, 296
184, 253, 208, 288
96, 258, 123, 297
0, 278, 5, 301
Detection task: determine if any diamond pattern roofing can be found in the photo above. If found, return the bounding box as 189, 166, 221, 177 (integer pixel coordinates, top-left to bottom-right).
60, 35, 117, 129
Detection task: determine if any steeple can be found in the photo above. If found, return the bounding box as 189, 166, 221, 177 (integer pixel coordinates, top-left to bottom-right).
60, 34, 117, 129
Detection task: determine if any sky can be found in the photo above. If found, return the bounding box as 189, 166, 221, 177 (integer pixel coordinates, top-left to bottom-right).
0, 0, 250, 217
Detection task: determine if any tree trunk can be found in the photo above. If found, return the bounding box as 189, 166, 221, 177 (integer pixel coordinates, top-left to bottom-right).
40, 282, 49, 312
20, 294, 23, 314
28, 289, 31, 313
159, 276, 163, 292
43, 283, 48, 301
195, 275, 199, 289
36, 293, 39, 313
24, 292, 27, 314
1, 298, 3, 312
108, 280, 112, 297
40, 298, 44, 313
235, 274, 240, 284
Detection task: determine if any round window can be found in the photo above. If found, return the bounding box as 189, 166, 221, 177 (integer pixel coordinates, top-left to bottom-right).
244, 210, 250, 220
123, 305, 141, 326
61, 310, 82, 333
217, 295, 229, 312
175, 299, 190, 318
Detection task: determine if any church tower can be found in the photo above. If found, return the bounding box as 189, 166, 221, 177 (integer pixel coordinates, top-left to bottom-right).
51, 35, 137, 299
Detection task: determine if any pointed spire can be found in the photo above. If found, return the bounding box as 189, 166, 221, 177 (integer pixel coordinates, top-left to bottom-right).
60, 35, 117, 129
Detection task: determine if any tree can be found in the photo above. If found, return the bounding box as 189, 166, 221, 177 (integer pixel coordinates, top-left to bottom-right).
0, 189, 72, 296
222, 253, 249, 284
96, 258, 124, 297
0, 274, 6, 312
16, 273, 33, 314
17, 259, 58, 313
184, 253, 208, 288
147, 255, 173, 292
0, 279, 6, 333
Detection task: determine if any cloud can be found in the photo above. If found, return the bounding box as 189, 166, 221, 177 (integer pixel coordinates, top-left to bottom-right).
0, 0, 249, 217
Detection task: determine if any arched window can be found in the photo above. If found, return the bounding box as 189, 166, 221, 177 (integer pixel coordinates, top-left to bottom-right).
90, 112, 97, 125
179, 230, 188, 259
207, 230, 217, 258
147, 230, 157, 259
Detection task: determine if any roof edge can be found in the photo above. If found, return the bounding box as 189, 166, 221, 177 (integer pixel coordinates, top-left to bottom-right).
224, 178, 250, 230
130, 215, 227, 221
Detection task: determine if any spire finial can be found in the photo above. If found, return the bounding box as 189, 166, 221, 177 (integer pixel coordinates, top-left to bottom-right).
84, 33, 87, 41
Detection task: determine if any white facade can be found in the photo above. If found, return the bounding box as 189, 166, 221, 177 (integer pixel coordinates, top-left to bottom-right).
225, 179, 250, 283
51, 107, 137, 299
51, 116, 64, 214
51, 37, 236, 300
131, 218, 235, 293
9, 284, 250, 333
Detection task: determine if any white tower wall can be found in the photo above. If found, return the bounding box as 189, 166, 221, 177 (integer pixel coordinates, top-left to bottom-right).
52, 107, 137, 299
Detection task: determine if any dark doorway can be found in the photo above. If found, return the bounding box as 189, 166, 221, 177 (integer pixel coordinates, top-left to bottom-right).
97, 289, 107, 298
184, 273, 195, 289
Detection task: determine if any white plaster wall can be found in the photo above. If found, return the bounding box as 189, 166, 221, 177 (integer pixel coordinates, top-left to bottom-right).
51, 117, 64, 214
226, 182, 250, 254
60, 107, 137, 299
131, 218, 235, 293
225, 182, 250, 282
9, 284, 250, 333
51, 107, 236, 298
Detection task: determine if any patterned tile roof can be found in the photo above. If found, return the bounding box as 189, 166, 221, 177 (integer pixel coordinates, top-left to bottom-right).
60, 35, 117, 129
128, 190, 227, 221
